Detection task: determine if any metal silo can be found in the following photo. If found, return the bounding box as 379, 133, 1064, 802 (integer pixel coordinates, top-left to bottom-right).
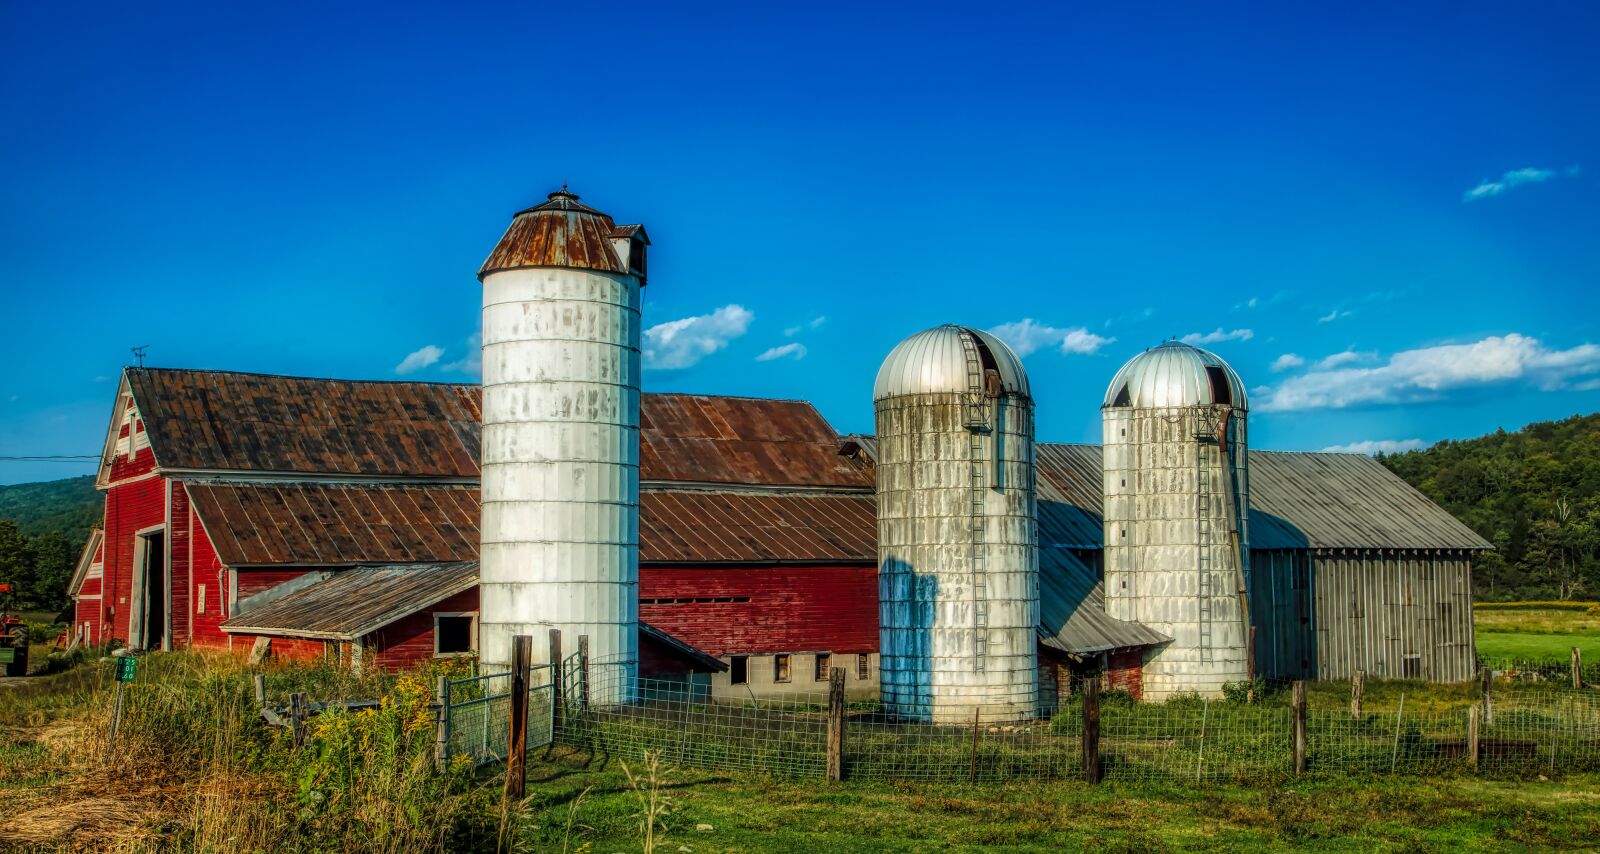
476, 189, 650, 682
874, 324, 1039, 723
1102, 341, 1252, 699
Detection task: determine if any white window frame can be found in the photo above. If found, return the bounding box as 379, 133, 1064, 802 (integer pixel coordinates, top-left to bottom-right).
433, 611, 478, 658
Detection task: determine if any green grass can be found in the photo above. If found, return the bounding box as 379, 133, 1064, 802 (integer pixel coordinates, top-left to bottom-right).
1475, 603, 1600, 663
515, 749, 1600, 852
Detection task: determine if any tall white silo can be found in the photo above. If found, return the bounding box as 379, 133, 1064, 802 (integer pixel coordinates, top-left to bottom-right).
1101, 341, 1252, 700
874, 324, 1039, 723
477, 189, 650, 678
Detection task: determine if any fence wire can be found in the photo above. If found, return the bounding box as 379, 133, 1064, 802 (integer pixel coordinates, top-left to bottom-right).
442, 657, 1600, 784
442, 665, 555, 768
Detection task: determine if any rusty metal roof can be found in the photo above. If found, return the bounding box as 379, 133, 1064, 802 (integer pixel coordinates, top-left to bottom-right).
220, 562, 478, 640
478, 189, 643, 280
642, 394, 873, 489
185, 482, 480, 566
127, 370, 866, 489
640, 490, 877, 563
125, 368, 482, 478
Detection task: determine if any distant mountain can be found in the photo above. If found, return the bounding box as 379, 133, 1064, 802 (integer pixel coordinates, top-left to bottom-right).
1381, 413, 1600, 601
0, 475, 101, 541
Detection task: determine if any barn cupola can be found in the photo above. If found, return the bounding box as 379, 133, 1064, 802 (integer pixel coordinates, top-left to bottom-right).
477, 187, 648, 690
1101, 340, 1253, 700
873, 324, 1039, 723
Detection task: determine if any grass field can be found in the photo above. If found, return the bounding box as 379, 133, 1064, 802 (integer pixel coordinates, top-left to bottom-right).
1475, 602, 1600, 662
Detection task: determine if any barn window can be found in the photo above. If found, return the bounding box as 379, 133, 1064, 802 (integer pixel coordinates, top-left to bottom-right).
730, 655, 748, 685
434, 612, 477, 657
774, 654, 792, 683
856, 654, 870, 680
814, 653, 832, 682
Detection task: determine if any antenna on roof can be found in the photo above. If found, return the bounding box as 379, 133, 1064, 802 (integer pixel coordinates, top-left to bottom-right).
131, 345, 149, 367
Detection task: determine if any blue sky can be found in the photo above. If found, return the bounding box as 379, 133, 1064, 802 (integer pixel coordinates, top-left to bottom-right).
2, 2, 1598, 484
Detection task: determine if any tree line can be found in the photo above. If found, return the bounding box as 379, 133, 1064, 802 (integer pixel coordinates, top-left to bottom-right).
1381, 412, 1600, 601
0, 520, 78, 613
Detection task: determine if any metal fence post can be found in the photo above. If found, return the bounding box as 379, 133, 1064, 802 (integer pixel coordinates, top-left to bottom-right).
578, 634, 591, 709
1389, 692, 1405, 774
1082, 679, 1102, 784
826, 667, 846, 782
1292, 680, 1307, 775
505, 634, 533, 799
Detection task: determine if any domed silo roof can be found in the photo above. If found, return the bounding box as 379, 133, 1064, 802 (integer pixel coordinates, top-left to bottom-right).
1102, 340, 1248, 410
874, 325, 1031, 401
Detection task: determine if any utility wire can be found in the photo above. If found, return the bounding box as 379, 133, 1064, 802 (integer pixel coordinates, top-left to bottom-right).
0, 455, 100, 462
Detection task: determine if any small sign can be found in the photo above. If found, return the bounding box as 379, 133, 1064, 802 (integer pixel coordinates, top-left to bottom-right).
115, 656, 137, 683
0, 648, 14, 666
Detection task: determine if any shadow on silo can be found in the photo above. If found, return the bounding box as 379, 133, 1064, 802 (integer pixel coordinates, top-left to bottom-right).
879, 556, 938, 722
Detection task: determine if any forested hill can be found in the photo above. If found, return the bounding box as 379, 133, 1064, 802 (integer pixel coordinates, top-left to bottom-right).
0, 475, 100, 540
1381, 413, 1600, 601
0, 475, 100, 612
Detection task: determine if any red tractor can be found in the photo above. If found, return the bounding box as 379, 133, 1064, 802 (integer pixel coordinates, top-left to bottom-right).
0, 583, 28, 677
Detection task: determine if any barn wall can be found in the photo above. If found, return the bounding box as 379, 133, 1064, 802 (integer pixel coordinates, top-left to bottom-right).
169, 482, 191, 647
73, 542, 105, 647
639, 564, 877, 657
1312, 550, 1476, 682
187, 500, 230, 648
1249, 549, 1315, 680
370, 588, 479, 670
101, 453, 165, 646
228, 633, 328, 663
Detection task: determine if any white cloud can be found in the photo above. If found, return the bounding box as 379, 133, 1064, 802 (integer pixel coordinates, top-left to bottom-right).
1271, 353, 1305, 372
1317, 309, 1353, 323
1232, 296, 1260, 311
443, 333, 482, 375
1315, 349, 1370, 370
756, 342, 807, 362
1319, 439, 1427, 455
395, 345, 444, 375
1256, 333, 1600, 412
990, 319, 1114, 357
784, 316, 827, 337
1463, 167, 1558, 202
1180, 328, 1253, 345
643, 304, 754, 369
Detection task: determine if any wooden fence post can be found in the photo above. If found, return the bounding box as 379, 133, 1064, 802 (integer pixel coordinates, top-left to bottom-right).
1292, 680, 1307, 775
1467, 705, 1481, 771
548, 629, 564, 738
1479, 666, 1494, 726
1350, 669, 1363, 718
253, 673, 266, 708
1572, 647, 1583, 690
1082, 679, 1102, 784
289, 692, 306, 749
505, 634, 533, 800
433, 675, 449, 771
826, 666, 846, 782
577, 634, 591, 709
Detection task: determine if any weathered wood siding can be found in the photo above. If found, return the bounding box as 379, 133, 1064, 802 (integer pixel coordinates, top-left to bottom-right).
1311, 550, 1476, 681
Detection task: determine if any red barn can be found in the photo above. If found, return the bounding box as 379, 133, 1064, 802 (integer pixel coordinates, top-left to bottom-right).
68, 368, 878, 687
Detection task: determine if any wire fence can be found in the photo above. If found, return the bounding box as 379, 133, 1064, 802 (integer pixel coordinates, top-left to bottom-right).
441, 664, 555, 768
541, 665, 1600, 784
1478, 655, 1598, 687
435, 652, 1600, 784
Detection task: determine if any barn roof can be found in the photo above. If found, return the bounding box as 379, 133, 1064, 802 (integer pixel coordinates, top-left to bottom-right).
185, 482, 480, 566
220, 562, 479, 641
183, 480, 877, 566
123, 369, 867, 488
124, 368, 483, 478
843, 436, 1489, 552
